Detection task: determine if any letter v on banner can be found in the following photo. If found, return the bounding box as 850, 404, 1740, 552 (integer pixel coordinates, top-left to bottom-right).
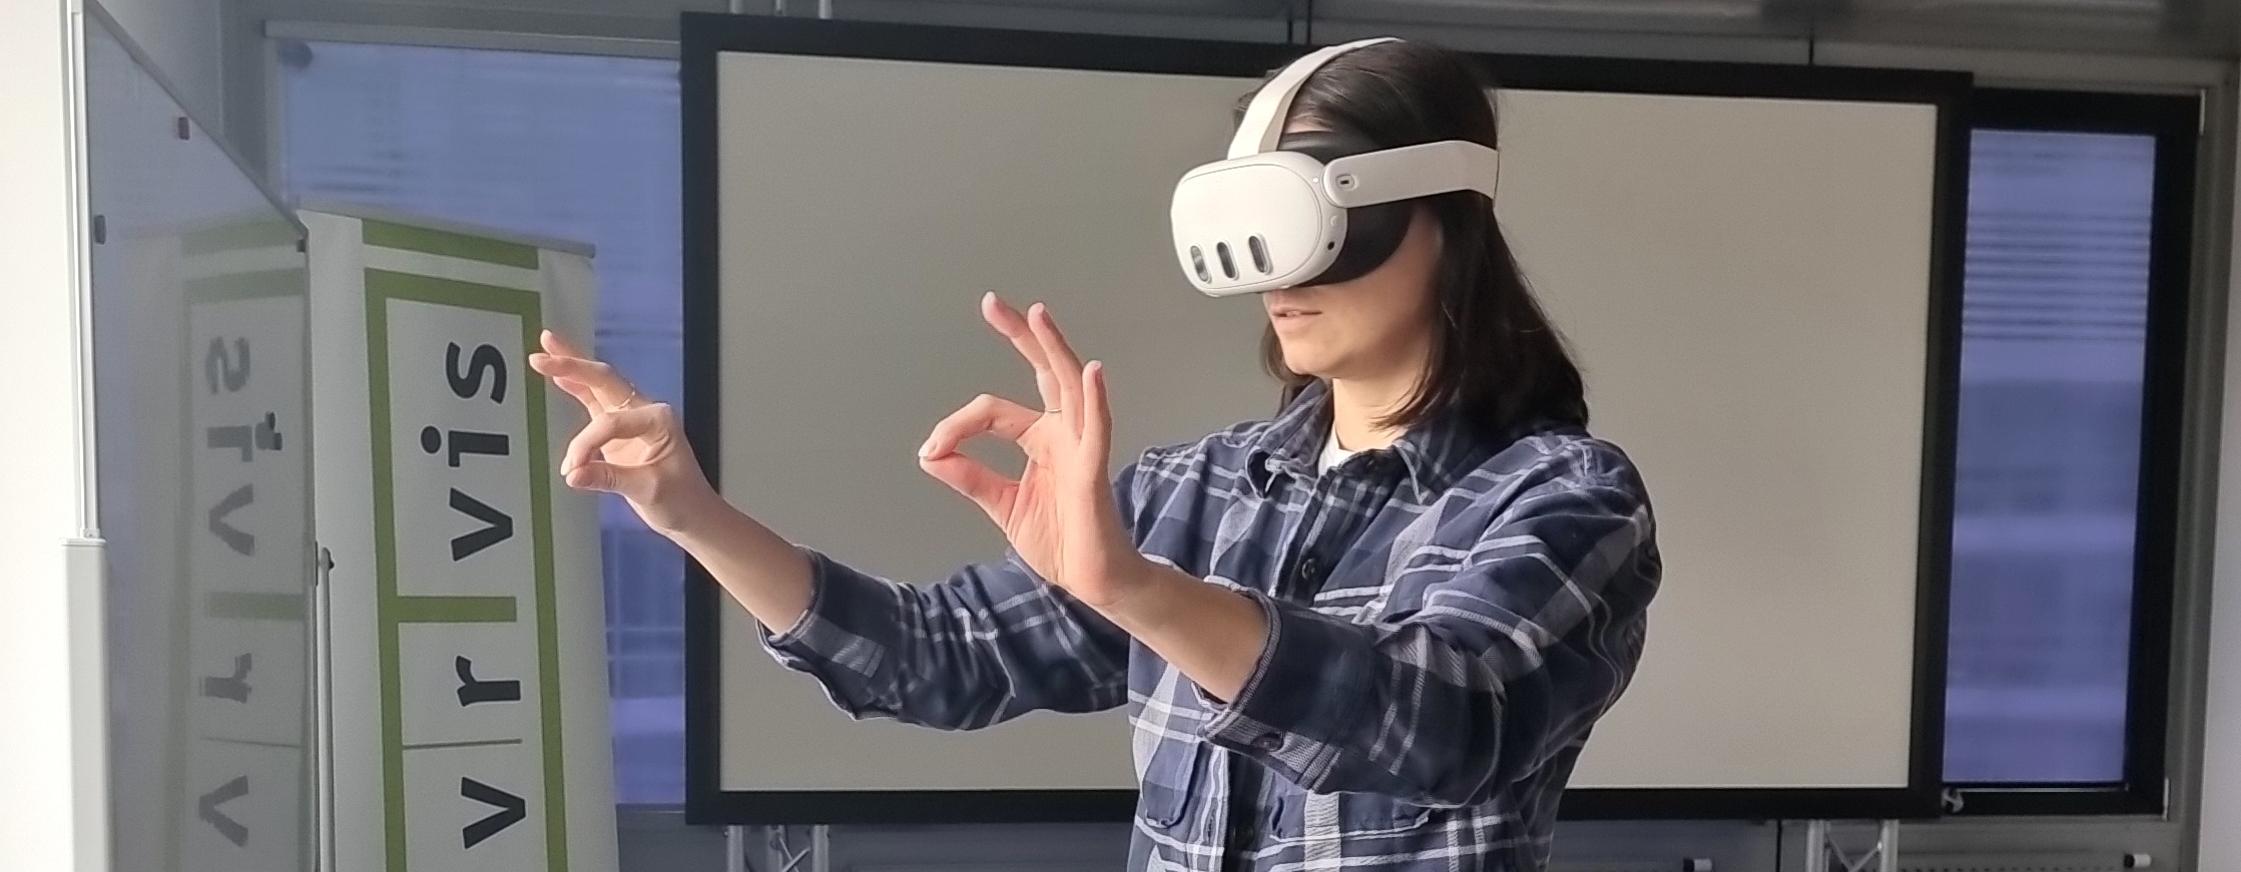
303, 206, 617, 872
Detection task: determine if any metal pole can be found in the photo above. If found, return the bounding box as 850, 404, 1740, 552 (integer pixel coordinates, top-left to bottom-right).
726, 825, 752, 872
1803, 820, 1830, 872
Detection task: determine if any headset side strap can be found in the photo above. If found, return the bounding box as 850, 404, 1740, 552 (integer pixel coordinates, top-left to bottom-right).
1324, 140, 1501, 207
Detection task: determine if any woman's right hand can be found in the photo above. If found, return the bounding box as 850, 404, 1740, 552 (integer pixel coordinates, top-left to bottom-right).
529, 330, 717, 536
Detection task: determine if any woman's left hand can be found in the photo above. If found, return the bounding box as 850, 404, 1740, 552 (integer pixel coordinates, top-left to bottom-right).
918, 293, 1149, 608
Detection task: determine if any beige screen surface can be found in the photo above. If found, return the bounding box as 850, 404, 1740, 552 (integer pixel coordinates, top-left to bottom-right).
714, 52, 1937, 793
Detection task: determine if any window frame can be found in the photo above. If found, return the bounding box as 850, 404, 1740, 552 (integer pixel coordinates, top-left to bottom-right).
1941, 87, 2198, 818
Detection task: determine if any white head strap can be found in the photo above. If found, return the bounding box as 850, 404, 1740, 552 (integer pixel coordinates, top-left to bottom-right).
1225, 38, 1401, 159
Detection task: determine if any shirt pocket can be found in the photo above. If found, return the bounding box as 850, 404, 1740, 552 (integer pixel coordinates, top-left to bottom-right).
1271, 790, 1432, 840
1130, 732, 1204, 829
1128, 678, 1207, 830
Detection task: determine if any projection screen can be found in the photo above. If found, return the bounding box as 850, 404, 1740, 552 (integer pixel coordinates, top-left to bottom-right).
683, 16, 1964, 823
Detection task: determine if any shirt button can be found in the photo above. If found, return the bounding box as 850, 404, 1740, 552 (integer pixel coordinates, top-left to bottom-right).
1254, 733, 1285, 752
1296, 554, 1323, 581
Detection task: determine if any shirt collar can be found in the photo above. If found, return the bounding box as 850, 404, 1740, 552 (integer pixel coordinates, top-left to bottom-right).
1244, 380, 1494, 500
1244, 382, 1330, 494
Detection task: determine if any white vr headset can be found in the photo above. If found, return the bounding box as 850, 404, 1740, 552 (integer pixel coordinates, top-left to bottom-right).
1170, 37, 1501, 297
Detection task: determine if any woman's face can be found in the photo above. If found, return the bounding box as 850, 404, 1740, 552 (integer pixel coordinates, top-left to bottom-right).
1263, 204, 1442, 383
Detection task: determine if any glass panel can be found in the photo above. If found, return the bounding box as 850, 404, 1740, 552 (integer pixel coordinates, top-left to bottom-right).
90, 17, 314, 871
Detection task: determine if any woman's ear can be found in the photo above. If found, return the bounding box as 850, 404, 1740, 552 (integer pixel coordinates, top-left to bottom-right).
1396, 206, 1444, 276
1407, 205, 1441, 248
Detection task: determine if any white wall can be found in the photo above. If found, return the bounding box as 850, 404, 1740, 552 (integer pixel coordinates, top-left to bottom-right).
0, 3, 107, 872
99, 0, 225, 125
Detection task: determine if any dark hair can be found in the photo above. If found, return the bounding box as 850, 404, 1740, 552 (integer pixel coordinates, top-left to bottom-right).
1246, 41, 1589, 435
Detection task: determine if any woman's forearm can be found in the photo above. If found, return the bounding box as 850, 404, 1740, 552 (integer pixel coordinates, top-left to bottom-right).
1100, 562, 1271, 702
660, 487, 817, 634
655, 479, 1269, 701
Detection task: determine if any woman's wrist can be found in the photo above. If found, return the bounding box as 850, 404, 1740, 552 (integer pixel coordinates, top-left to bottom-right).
1093, 558, 1268, 702
1094, 558, 1189, 632
649, 477, 734, 542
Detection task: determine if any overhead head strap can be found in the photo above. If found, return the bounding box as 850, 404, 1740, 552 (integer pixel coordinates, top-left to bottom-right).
1226, 37, 1401, 160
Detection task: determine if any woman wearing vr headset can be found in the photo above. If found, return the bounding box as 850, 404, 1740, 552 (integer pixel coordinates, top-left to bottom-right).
533, 37, 1657, 872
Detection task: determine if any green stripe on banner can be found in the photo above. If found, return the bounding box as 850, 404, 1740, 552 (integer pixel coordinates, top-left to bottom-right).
393, 595, 518, 624
515, 273, 569, 872
403, 738, 525, 752
365, 269, 541, 311
204, 591, 306, 621
364, 262, 568, 872
182, 220, 300, 256
365, 264, 409, 872
363, 219, 540, 270
522, 269, 572, 872
184, 270, 305, 304
205, 737, 307, 750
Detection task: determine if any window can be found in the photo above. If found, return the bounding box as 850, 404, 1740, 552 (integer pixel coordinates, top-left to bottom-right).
277, 40, 689, 804
1944, 91, 2192, 812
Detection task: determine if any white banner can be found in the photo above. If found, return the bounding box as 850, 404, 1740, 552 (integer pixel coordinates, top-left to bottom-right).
307, 209, 616, 872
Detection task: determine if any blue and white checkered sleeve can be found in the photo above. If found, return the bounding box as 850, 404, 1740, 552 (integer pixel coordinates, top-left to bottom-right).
759, 463, 1144, 730
1199, 446, 1660, 806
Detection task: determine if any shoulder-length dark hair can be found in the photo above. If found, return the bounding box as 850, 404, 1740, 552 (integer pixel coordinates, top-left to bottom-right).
1249, 40, 1589, 435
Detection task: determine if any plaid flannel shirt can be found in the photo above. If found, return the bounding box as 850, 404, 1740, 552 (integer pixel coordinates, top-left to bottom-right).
763, 380, 1660, 871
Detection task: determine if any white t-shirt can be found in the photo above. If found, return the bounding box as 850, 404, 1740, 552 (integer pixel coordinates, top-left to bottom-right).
1317, 429, 1359, 474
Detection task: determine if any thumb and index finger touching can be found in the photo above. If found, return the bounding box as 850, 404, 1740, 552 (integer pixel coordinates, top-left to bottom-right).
530, 329, 658, 496
916, 393, 1039, 523
530, 329, 639, 416
921, 295, 1118, 516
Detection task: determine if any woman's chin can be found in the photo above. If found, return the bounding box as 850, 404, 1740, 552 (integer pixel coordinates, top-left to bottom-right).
1279, 351, 1336, 380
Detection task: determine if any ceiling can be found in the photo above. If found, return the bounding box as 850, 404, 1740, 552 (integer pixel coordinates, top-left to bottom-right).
251, 0, 2241, 57
1152, 0, 2241, 56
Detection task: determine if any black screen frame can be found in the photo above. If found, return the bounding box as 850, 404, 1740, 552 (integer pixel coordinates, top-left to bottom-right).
680, 12, 1970, 825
